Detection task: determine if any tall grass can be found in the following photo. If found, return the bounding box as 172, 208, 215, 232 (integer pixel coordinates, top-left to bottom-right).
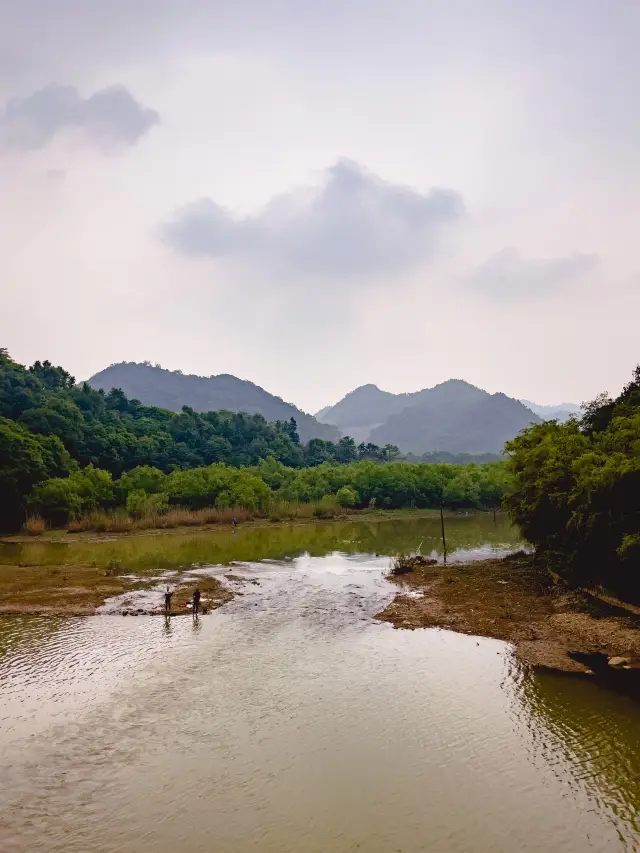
22, 515, 46, 536
68, 511, 133, 533
65, 501, 350, 534
66, 506, 254, 534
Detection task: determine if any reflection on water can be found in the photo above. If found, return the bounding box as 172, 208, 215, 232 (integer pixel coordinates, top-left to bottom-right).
0, 512, 522, 573
517, 670, 640, 838
0, 530, 638, 852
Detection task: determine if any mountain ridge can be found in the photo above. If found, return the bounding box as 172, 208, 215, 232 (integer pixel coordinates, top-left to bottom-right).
317, 379, 542, 454
87, 362, 340, 444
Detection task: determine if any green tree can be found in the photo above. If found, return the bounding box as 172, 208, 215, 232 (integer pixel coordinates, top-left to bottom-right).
336, 485, 358, 507
0, 417, 73, 528
505, 365, 640, 597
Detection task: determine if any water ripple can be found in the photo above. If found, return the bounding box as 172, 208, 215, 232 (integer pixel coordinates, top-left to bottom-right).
1, 552, 638, 853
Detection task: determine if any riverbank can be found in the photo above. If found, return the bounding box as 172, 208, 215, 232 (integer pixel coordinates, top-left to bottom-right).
376, 552, 640, 674
1, 506, 448, 545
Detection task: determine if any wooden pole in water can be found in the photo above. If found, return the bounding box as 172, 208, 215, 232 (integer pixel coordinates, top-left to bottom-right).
493, 508, 496, 524
440, 502, 447, 565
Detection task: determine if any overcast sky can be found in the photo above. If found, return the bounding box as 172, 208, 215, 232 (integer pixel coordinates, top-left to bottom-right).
2, 1, 638, 413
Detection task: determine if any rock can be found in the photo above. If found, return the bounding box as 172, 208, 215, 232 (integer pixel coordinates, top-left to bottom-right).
608, 655, 631, 668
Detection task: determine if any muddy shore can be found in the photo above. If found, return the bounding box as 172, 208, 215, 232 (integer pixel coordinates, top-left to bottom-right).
0, 563, 233, 617
376, 553, 640, 674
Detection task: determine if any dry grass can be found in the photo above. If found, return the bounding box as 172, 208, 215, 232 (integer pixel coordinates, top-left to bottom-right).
22, 515, 46, 536
152, 507, 253, 528
63, 502, 350, 534
389, 554, 438, 576
68, 511, 134, 533
267, 501, 323, 522
65, 506, 255, 534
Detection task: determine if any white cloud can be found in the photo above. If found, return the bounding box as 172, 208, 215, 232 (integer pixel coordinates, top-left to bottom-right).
162, 159, 464, 275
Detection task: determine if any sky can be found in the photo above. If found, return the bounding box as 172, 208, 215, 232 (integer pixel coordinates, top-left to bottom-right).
1, 0, 639, 414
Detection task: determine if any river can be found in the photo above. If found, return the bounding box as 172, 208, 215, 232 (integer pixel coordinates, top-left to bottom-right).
0, 514, 638, 852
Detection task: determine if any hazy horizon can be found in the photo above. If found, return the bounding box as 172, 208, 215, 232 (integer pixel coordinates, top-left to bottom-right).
2, 2, 638, 412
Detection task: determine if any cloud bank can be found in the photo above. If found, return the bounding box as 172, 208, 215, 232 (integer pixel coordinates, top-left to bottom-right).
162, 159, 464, 275
0, 85, 159, 151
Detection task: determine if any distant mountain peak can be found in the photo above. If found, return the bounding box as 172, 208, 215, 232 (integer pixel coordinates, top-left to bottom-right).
519, 399, 580, 421
317, 377, 541, 453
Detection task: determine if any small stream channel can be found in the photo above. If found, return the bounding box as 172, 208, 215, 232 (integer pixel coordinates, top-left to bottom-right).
0, 515, 638, 852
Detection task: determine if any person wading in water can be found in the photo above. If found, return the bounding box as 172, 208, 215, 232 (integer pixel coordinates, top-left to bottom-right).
193, 587, 201, 618
164, 586, 173, 615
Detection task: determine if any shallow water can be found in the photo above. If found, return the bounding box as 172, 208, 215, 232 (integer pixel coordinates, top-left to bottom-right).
0, 511, 522, 573
0, 519, 639, 852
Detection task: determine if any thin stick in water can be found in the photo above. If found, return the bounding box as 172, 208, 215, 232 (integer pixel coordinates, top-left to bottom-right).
440, 503, 447, 565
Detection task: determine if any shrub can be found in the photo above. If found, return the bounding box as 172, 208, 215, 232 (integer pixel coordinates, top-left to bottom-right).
336, 485, 358, 507
126, 489, 169, 518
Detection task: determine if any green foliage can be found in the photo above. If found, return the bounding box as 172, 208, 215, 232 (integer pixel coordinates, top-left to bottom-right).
0, 351, 312, 481
336, 485, 358, 507
29, 464, 115, 526
0, 417, 73, 528
0, 350, 511, 530
126, 489, 169, 518
505, 366, 640, 598
26, 457, 510, 529
28, 477, 83, 527
0, 351, 398, 499
162, 464, 271, 512
117, 465, 166, 497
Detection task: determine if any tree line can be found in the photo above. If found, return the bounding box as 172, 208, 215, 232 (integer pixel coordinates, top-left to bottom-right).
505, 365, 640, 599
1, 350, 507, 529
27, 458, 510, 528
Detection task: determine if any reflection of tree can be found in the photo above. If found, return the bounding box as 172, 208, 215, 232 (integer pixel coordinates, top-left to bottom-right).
511, 667, 640, 843
5, 515, 523, 574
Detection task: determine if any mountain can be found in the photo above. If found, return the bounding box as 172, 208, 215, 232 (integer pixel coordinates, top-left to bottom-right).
316, 384, 409, 428
318, 379, 541, 454
87, 362, 340, 444
520, 400, 580, 423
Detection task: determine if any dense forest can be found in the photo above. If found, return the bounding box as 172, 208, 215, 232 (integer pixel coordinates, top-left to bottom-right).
1, 351, 509, 530
505, 365, 640, 598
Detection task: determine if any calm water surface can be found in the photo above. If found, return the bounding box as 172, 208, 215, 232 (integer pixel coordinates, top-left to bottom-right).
0, 516, 638, 853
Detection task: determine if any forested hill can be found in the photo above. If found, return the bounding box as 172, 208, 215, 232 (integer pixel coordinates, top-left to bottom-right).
318, 379, 541, 453
0, 351, 398, 529
88, 362, 339, 444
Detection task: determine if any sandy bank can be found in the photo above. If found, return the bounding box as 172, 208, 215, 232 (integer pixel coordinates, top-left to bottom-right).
376, 553, 640, 674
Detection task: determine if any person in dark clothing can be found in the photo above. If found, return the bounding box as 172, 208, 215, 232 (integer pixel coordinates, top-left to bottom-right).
164, 587, 173, 615
193, 587, 201, 618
